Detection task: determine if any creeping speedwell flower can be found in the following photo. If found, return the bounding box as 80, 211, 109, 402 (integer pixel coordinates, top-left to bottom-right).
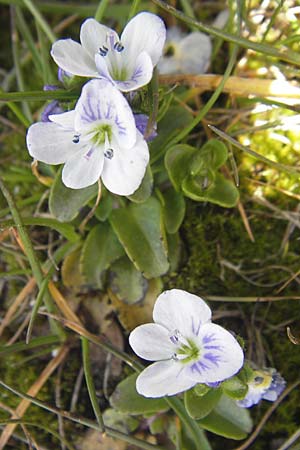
158, 27, 212, 75
51, 12, 166, 92
26, 79, 149, 194
129, 289, 244, 398
237, 368, 286, 408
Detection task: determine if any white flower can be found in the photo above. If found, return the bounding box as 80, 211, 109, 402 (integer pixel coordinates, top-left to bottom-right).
51, 12, 166, 92
26, 79, 149, 194
129, 289, 244, 398
158, 27, 212, 75
237, 368, 286, 408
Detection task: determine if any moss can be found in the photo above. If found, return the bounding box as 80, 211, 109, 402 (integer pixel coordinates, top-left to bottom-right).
0, 348, 90, 449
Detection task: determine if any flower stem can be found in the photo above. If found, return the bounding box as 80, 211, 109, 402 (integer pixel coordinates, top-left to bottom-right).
165, 397, 210, 450
0, 381, 168, 450
0, 178, 66, 341
81, 337, 105, 433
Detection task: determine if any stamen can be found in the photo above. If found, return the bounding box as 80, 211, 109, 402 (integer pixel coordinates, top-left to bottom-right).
99, 45, 108, 57
170, 329, 180, 344
104, 148, 114, 159
72, 134, 80, 144
84, 148, 94, 160
114, 41, 124, 52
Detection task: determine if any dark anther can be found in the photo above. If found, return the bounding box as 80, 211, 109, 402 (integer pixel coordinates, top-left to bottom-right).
72, 134, 80, 144
114, 42, 124, 52
104, 148, 114, 159
99, 45, 109, 56
254, 376, 264, 384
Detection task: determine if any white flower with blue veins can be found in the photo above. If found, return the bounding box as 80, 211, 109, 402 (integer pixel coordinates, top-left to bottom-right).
158, 27, 212, 75
51, 12, 166, 92
129, 289, 244, 398
26, 79, 149, 194
237, 368, 286, 408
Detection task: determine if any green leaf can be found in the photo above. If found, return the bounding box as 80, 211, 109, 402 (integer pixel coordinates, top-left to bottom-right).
221, 376, 248, 400
128, 165, 153, 203
166, 232, 182, 273
110, 197, 169, 278
165, 144, 196, 191
110, 373, 168, 415
110, 256, 147, 304
198, 395, 253, 440
182, 173, 239, 207
94, 194, 113, 222
161, 187, 186, 234
191, 139, 228, 175
180, 422, 212, 450
151, 106, 194, 163
49, 168, 97, 222
0, 217, 79, 243
80, 223, 124, 288
184, 387, 222, 420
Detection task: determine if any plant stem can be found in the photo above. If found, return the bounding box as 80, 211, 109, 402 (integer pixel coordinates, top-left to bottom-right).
0, 178, 66, 340
150, 0, 300, 66
0, 381, 168, 450
0, 89, 78, 102
94, 0, 109, 22
22, 0, 56, 43
81, 337, 105, 433
128, 0, 141, 18
165, 397, 209, 450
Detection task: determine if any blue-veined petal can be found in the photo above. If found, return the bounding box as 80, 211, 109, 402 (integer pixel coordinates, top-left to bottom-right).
101, 130, 149, 195
121, 12, 166, 66
153, 289, 212, 338
62, 144, 104, 189
80, 18, 112, 58
49, 110, 76, 129
136, 360, 197, 398
51, 39, 98, 77
129, 323, 174, 361
188, 323, 244, 384
26, 122, 79, 164
74, 79, 136, 149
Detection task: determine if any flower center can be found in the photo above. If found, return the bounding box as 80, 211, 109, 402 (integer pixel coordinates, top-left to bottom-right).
170, 330, 200, 364
89, 123, 112, 146
98, 32, 128, 81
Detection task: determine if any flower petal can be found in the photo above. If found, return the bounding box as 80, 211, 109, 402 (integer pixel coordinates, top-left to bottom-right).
136, 360, 197, 398
180, 32, 212, 74
121, 12, 166, 66
129, 323, 174, 361
49, 110, 76, 129
80, 18, 111, 58
62, 145, 104, 189
51, 39, 98, 77
153, 289, 212, 338
188, 323, 244, 384
113, 51, 153, 92
74, 79, 136, 149
94, 53, 115, 83
101, 131, 149, 196
26, 122, 77, 164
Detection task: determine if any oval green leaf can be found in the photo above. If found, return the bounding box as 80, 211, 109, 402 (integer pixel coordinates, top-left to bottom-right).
110, 197, 169, 278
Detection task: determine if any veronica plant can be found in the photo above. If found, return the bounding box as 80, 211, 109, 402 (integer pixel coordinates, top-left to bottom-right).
26, 79, 149, 194
51, 12, 166, 92
237, 368, 286, 408
158, 26, 212, 75
129, 289, 244, 398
